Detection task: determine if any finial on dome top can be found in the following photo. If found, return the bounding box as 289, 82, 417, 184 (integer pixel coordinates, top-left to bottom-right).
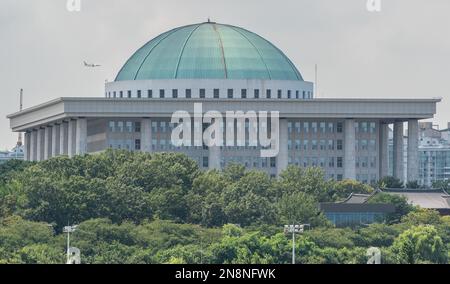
207, 17, 210, 23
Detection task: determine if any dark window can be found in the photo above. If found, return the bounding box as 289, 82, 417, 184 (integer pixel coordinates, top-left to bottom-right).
134, 122, 141, 133
287, 90, 291, 99
147, 90, 152, 98
200, 89, 206, 98
113, 91, 116, 98
203, 156, 209, 168
120, 91, 123, 98
270, 157, 276, 168
277, 90, 282, 99
241, 89, 247, 99
137, 90, 141, 98
266, 89, 271, 98
337, 157, 343, 168
172, 89, 178, 98
159, 89, 165, 98
214, 89, 220, 99
135, 139, 141, 151
302, 91, 306, 99
337, 122, 343, 133
227, 89, 233, 99
337, 139, 343, 150
186, 89, 191, 98
127, 90, 132, 98
254, 89, 259, 98
296, 90, 299, 99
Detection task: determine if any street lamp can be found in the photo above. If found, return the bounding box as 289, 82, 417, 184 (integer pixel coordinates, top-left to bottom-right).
63, 225, 78, 264
284, 224, 310, 264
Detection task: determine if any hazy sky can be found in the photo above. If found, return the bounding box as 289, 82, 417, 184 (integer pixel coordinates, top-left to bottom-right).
1, 0, 449, 149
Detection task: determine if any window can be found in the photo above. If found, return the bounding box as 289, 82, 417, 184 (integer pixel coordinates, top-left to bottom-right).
137, 90, 142, 98
312, 122, 318, 133
303, 122, 309, 133
312, 140, 318, 150
159, 89, 165, 98
214, 89, 220, 99
270, 157, 276, 168
337, 157, 343, 168
109, 121, 115, 132
302, 91, 306, 99
134, 122, 141, 133
277, 90, 282, 99
241, 89, 247, 99
203, 157, 209, 168
328, 122, 334, 133
320, 122, 326, 133
227, 89, 233, 99
266, 89, 271, 99
337, 122, 343, 133
296, 90, 299, 99
287, 90, 291, 99
328, 140, 334, 150
200, 89, 206, 98
186, 89, 191, 98
135, 139, 141, 151
172, 89, 178, 98
147, 90, 152, 98
117, 121, 124, 132
254, 89, 259, 98
370, 122, 376, 133
120, 91, 123, 98
303, 140, 308, 150
127, 90, 132, 98
337, 139, 343, 150
320, 139, 326, 150
329, 157, 335, 168
113, 91, 116, 98
126, 121, 133, 133
151, 122, 157, 133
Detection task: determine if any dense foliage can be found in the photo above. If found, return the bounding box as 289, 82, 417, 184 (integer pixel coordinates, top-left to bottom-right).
0, 150, 448, 264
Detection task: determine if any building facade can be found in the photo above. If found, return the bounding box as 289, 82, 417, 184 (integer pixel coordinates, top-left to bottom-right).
7, 22, 440, 182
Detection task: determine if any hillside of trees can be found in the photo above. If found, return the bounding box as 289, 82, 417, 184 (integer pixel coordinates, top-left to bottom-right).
0, 150, 449, 264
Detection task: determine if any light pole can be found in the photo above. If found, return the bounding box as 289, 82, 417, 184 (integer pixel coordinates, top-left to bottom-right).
63, 225, 78, 264
284, 224, 310, 264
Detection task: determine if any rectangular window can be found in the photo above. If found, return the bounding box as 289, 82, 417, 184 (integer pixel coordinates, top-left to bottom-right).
287, 90, 291, 99
120, 91, 123, 98
113, 91, 116, 98
337, 139, 343, 150
328, 122, 334, 133
227, 89, 233, 99
159, 89, 165, 98
186, 89, 191, 98
152, 122, 157, 133
172, 89, 178, 98
270, 157, 276, 168
134, 122, 141, 133
117, 121, 124, 132
328, 139, 334, 150
126, 121, 133, 133
304, 122, 309, 133
337, 157, 343, 168
241, 89, 247, 99
312, 122, 318, 133
254, 89, 259, 99
266, 89, 271, 99
296, 90, 299, 99
203, 156, 209, 168
277, 89, 282, 99
312, 140, 318, 150
214, 89, 220, 99
109, 121, 115, 132
127, 90, 132, 98
337, 122, 343, 133
302, 91, 306, 99
135, 139, 141, 151
137, 90, 141, 98
320, 122, 326, 133
147, 90, 152, 98
200, 89, 206, 98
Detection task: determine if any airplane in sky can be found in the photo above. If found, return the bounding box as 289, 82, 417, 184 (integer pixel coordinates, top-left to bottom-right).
84, 61, 101, 67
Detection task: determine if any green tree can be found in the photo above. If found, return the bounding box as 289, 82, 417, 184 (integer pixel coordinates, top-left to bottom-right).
378, 176, 403, 189
368, 193, 415, 223
277, 192, 329, 227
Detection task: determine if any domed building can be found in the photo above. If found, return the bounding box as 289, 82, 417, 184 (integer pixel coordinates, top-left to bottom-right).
8, 22, 440, 182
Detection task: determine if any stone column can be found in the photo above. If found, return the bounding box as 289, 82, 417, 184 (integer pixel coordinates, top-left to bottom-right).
59, 122, 68, 155
407, 119, 419, 183
141, 118, 152, 152
30, 130, 37, 162
36, 128, 45, 161
393, 121, 404, 181
344, 119, 356, 180
276, 119, 289, 175
44, 126, 52, 160
51, 124, 60, 157
379, 123, 389, 178
24, 132, 31, 161
76, 118, 87, 155
67, 120, 76, 157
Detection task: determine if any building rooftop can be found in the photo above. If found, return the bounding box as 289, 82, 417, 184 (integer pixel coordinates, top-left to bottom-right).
115, 22, 303, 81
382, 189, 450, 210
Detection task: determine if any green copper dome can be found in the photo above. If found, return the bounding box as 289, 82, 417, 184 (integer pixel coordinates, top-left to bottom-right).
115, 22, 303, 81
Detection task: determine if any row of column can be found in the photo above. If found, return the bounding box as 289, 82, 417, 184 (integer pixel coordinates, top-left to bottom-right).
23, 118, 87, 161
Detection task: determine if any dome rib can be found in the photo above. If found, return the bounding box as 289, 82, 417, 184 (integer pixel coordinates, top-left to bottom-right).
227, 25, 272, 80
211, 23, 228, 79
174, 24, 202, 79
